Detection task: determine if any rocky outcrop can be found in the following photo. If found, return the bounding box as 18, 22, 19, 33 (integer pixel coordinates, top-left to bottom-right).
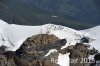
0, 34, 98, 66
60, 43, 98, 66
15, 34, 66, 66
0, 34, 66, 66
0, 55, 16, 66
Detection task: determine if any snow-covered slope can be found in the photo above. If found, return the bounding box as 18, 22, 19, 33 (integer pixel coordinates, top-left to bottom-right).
81, 25, 100, 52
0, 20, 12, 48
45, 24, 84, 49
81, 25, 100, 65
0, 19, 84, 51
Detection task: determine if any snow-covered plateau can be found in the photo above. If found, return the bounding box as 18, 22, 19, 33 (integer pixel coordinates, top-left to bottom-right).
0, 19, 100, 66
0, 19, 84, 51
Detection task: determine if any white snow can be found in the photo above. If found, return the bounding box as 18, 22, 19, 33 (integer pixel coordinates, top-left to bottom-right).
0, 20, 43, 51
45, 49, 57, 57
6, 24, 42, 51
57, 53, 70, 66
81, 25, 100, 52
88, 54, 95, 60
44, 24, 84, 49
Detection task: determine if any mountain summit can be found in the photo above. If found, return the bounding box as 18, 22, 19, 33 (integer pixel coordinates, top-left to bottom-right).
0, 19, 100, 66
0, 19, 92, 51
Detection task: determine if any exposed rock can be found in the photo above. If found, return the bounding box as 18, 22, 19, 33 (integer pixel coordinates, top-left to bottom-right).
0, 55, 16, 66
60, 43, 98, 66
0, 34, 63, 66
0, 34, 98, 66
15, 34, 65, 66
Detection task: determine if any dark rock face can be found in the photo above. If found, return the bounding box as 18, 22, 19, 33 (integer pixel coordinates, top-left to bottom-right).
90, 53, 100, 66
0, 34, 98, 66
0, 55, 15, 66
95, 53, 100, 61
